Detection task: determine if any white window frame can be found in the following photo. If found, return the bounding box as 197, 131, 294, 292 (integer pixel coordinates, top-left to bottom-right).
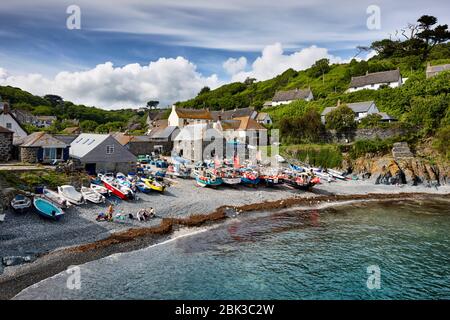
6, 123, 12, 129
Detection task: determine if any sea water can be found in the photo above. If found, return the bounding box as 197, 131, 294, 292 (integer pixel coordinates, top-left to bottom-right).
15, 198, 450, 300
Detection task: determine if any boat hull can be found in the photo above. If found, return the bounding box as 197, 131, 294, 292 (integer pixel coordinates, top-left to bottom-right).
222, 177, 241, 185
102, 181, 128, 200
195, 177, 223, 187
33, 198, 64, 220
241, 177, 260, 185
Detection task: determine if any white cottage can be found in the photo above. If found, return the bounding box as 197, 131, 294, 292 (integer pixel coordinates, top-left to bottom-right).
346, 69, 403, 93
0, 99, 28, 141
270, 88, 314, 106
168, 105, 213, 128
321, 101, 396, 124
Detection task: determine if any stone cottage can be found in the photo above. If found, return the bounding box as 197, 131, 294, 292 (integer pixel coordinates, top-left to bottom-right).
17, 132, 70, 164
0, 126, 13, 162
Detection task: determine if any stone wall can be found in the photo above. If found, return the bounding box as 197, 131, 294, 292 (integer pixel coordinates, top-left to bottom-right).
0, 132, 13, 162
20, 147, 39, 163
323, 127, 410, 143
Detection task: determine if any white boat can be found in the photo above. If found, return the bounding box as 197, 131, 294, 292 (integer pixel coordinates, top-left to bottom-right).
99, 172, 115, 183
312, 169, 335, 182
327, 169, 347, 180
116, 172, 127, 180
10, 195, 32, 213
81, 187, 106, 204
90, 184, 110, 196
58, 185, 85, 205
43, 188, 71, 208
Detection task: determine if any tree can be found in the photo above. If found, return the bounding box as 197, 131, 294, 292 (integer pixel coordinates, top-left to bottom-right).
80, 120, 98, 133
309, 58, 331, 79
325, 105, 356, 134
244, 77, 256, 85
198, 86, 211, 96
146, 100, 159, 110
44, 94, 63, 107
359, 114, 382, 128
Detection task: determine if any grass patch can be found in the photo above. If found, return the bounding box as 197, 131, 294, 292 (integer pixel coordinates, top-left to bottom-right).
281, 144, 343, 168
0, 170, 75, 191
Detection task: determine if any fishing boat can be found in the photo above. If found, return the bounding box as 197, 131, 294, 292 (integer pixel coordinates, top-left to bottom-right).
90, 184, 110, 197
141, 178, 166, 192
102, 179, 129, 200
240, 169, 260, 186
81, 187, 106, 204
285, 172, 320, 191
195, 170, 223, 188
167, 164, 191, 179
327, 168, 347, 180
136, 181, 152, 193
43, 188, 70, 209
220, 168, 241, 185
10, 195, 32, 213
311, 168, 335, 182
58, 185, 85, 205
33, 197, 64, 220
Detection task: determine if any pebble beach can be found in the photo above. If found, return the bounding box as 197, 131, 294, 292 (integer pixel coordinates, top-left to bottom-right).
0, 177, 449, 299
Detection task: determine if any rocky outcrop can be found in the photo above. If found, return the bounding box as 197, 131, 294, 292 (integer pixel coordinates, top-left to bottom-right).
352, 156, 449, 186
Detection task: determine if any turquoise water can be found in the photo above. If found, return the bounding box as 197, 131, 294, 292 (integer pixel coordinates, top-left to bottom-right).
15, 199, 450, 300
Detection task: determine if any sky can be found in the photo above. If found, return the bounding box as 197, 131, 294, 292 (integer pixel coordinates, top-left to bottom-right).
0, 0, 449, 109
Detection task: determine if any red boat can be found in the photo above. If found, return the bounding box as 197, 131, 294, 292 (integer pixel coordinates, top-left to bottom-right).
102, 180, 128, 200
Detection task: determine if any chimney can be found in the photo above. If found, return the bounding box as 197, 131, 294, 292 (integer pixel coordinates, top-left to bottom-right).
3, 102, 10, 114
427, 62, 431, 68
171, 105, 176, 112
337, 99, 341, 107
366, 70, 369, 75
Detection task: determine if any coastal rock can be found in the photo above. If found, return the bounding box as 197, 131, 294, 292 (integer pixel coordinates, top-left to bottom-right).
2, 255, 33, 267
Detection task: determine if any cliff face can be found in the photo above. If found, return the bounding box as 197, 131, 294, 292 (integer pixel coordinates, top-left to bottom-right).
350, 156, 449, 186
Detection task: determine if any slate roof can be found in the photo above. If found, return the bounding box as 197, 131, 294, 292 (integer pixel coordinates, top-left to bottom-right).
70, 134, 110, 158
349, 69, 401, 88
149, 126, 178, 139
210, 108, 255, 121
321, 101, 376, 115
272, 88, 312, 102
19, 132, 68, 148
426, 64, 450, 75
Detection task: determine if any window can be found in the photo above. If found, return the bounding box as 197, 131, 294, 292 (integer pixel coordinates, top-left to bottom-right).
6, 123, 12, 129
106, 145, 115, 154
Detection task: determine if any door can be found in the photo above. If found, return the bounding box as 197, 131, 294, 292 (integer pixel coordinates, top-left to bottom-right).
85, 163, 97, 175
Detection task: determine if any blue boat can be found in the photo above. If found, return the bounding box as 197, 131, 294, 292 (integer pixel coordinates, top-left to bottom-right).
33, 197, 64, 220
195, 171, 223, 188
240, 170, 260, 185
136, 181, 152, 193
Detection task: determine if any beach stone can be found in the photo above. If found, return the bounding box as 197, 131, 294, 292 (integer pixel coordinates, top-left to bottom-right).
2, 255, 33, 267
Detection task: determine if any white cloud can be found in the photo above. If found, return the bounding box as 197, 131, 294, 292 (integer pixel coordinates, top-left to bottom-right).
0, 57, 221, 109
229, 43, 344, 82
222, 57, 247, 75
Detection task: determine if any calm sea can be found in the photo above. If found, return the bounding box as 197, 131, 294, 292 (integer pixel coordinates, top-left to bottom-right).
15, 198, 450, 300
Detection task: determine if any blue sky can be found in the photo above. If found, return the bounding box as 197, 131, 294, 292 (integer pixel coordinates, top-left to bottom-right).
0, 0, 449, 109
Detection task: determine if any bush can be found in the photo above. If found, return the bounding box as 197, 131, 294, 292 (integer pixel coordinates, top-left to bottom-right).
349, 138, 394, 159
433, 125, 450, 160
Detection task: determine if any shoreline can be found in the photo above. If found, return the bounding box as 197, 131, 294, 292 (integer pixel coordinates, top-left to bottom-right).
1, 189, 449, 300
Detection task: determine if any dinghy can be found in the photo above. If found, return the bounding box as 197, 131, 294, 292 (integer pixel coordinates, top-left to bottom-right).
102, 179, 128, 200
220, 168, 241, 185
90, 184, 110, 197
240, 170, 260, 186
10, 195, 32, 213
142, 178, 166, 192
195, 170, 223, 188
285, 172, 320, 191
43, 188, 70, 209
136, 181, 152, 193
58, 185, 84, 205
81, 187, 106, 204
33, 197, 64, 220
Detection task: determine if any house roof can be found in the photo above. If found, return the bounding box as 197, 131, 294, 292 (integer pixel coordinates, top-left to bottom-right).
114, 133, 154, 145
62, 127, 80, 134
36, 116, 57, 121
349, 69, 401, 88
272, 88, 312, 102
175, 108, 213, 120
149, 126, 178, 139
426, 63, 450, 73
210, 107, 255, 121
70, 133, 110, 158
378, 112, 397, 121
233, 116, 267, 130
0, 110, 28, 135
219, 120, 241, 130
256, 112, 269, 121
0, 126, 13, 134
321, 101, 376, 115
19, 132, 68, 148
